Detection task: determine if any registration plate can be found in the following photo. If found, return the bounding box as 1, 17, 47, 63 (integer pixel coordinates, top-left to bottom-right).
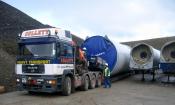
22, 78, 27, 83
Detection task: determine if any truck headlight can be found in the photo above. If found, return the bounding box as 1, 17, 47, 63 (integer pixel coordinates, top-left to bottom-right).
48, 81, 52, 84
46, 80, 56, 85
16, 78, 20, 82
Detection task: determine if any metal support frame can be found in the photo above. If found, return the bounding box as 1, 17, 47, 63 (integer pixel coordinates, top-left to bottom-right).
167, 74, 170, 82
141, 68, 156, 81
152, 69, 155, 81
142, 70, 145, 81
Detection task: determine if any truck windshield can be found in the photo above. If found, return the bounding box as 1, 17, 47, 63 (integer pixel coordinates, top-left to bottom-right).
20, 43, 56, 57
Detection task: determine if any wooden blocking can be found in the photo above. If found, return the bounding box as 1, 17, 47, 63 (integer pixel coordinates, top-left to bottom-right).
0, 86, 5, 93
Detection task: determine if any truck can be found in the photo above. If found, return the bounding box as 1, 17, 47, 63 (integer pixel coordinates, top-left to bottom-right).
15, 28, 103, 95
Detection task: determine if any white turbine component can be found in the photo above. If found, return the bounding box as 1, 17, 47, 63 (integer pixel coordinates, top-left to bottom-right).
112, 41, 131, 75
130, 43, 160, 70
160, 41, 175, 73
161, 41, 175, 63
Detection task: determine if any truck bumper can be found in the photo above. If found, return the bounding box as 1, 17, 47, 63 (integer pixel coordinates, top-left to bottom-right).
16, 75, 62, 93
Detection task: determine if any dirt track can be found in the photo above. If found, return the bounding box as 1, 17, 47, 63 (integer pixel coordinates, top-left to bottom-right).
0, 75, 175, 105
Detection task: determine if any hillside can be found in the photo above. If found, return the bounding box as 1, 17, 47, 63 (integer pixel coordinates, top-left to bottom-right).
0, 1, 83, 92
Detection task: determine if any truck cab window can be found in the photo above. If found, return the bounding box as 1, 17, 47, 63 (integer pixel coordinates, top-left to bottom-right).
60, 44, 73, 57
56, 43, 60, 56
18, 44, 31, 55
67, 45, 73, 57
19, 43, 56, 57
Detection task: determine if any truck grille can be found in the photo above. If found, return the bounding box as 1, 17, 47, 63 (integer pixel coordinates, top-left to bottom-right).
22, 65, 44, 74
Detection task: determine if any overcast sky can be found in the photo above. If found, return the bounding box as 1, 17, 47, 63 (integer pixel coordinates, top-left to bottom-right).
4, 0, 175, 42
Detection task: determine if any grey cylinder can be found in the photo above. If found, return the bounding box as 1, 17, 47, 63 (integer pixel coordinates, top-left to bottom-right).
160, 41, 175, 73
112, 41, 131, 75
130, 43, 160, 70
161, 41, 175, 63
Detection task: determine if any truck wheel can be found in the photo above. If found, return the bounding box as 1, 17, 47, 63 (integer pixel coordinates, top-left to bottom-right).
81, 76, 89, 91
89, 74, 96, 89
62, 76, 71, 96
96, 74, 102, 87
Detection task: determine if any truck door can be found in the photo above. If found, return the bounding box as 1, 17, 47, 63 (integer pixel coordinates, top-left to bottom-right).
58, 43, 74, 64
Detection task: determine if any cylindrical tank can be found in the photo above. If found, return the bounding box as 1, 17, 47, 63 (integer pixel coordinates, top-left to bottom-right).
161, 41, 175, 63
81, 36, 131, 76
129, 43, 160, 70
160, 41, 175, 73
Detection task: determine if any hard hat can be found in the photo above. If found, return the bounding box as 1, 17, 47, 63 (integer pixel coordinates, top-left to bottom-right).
83, 47, 87, 51
105, 63, 108, 66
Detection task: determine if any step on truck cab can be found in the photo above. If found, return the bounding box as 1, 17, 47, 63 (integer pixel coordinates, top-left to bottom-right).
16, 28, 103, 95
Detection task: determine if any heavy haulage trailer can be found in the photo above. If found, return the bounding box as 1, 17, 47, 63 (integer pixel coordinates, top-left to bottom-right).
160, 41, 175, 82
129, 43, 160, 81
15, 28, 103, 96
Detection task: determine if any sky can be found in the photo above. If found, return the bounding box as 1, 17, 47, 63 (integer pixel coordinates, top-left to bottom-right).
3, 0, 175, 42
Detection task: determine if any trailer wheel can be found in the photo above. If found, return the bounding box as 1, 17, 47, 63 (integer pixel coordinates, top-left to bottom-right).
96, 74, 102, 87
62, 76, 71, 96
81, 75, 89, 91
89, 74, 96, 89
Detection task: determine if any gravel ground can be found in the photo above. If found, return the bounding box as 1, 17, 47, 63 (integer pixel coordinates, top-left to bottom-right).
0, 75, 175, 105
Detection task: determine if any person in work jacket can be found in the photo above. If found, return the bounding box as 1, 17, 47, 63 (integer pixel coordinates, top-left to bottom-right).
79, 48, 85, 61
103, 63, 111, 88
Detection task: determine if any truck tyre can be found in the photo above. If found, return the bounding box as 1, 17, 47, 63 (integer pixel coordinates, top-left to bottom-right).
81, 75, 89, 91
89, 74, 96, 89
62, 76, 71, 96
96, 74, 102, 87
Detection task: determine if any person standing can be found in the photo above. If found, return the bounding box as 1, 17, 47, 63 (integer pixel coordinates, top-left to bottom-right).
103, 63, 111, 88
79, 48, 85, 61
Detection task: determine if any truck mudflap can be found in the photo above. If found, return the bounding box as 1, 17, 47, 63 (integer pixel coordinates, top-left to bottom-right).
16, 75, 62, 93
